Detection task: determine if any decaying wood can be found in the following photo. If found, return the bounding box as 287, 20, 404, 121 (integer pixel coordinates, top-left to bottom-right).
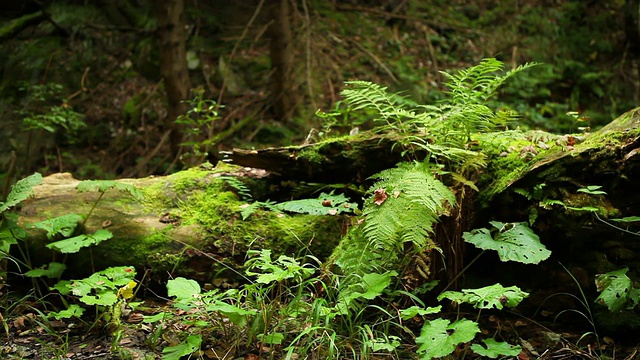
13, 107, 640, 302
15, 168, 345, 284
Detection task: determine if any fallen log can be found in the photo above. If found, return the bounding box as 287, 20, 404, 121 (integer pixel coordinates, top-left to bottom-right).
15, 165, 347, 285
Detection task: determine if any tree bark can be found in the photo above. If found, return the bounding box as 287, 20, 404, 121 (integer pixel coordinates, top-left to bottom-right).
156, 0, 191, 156
15, 168, 345, 284
268, 0, 298, 120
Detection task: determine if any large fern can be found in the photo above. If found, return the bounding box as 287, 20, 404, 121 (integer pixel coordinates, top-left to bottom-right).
330, 59, 537, 308
339, 58, 537, 152
333, 162, 455, 287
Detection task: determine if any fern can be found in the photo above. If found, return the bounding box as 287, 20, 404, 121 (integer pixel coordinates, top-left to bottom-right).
329, 59, 537, 313
441, 58, 538, 105
334, 162, 455, 288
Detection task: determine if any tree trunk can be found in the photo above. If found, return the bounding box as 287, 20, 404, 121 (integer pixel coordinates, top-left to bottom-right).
156, 0, 191, 156
268, 0, 298, 120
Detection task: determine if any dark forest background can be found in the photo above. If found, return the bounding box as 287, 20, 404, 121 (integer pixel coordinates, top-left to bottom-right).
1, 0, 639, 186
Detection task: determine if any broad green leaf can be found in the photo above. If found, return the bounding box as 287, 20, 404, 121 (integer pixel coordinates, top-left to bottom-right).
31, 214, 83, 239
24, 262, 66, 278
366, 335, 401, 352
471, 338, 522, 358
52, 280, 73, 295
204, 301, 256, 327
463, 222, 550, 264
48, 304, 85, 320
162, 334, 202, 360
167, 277, 201, 301
0, 173, 42, 213
274, 192, 357, 215
438, 284, 529, 310
595, 268, 635, 312
416, 318, 479, 360
0, 215, 25, 256
46, 229, 112, 253
258, 332, 285, 345
143, 312, 169, 323
80, 290, 118, 306
77, 179, 143, 199
336, 271, 397, 314
99, 266, 137, 286
400, 305, 442, 320
577, 185, 607, 195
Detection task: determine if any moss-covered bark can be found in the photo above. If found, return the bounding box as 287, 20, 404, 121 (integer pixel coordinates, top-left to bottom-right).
17, 165, 345, 284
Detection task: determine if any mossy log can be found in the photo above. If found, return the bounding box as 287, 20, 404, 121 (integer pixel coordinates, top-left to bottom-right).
15, 165, 346, 285
14, 107, 640, 304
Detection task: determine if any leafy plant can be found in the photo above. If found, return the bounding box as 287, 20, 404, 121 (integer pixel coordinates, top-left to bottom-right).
16, 82, 85, 139
176, 87, 221, 160
462, 221, 551, 264
594, 268, 640, 312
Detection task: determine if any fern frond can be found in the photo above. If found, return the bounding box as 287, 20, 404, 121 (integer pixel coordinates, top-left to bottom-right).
341, 81, 408, 124
442, 58, 539, 105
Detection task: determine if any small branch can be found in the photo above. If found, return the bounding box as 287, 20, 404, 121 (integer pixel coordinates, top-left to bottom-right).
348, 38, 400, 84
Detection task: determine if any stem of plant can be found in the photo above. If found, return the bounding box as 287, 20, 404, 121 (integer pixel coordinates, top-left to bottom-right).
439, 250, 486, 295
82, 191, 105, 227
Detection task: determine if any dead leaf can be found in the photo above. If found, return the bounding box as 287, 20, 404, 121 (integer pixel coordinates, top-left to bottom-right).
373, 188, 388, 205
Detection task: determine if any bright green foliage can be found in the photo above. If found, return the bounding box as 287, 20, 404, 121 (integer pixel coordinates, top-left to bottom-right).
470, 338, 522, 358
438, 284, 529, 310
0, 214, 27, 255
333, 162, 454, 287
399, 305, 442, 320
175, 87, 220, 158
53, 266, 136, 306
161, 334, 202, 360
415, 318, 480, 360
31, 214, 83, 240
46, 229, 113, 253
441, 58, 539, 105
245, 249, 315, 284
363, 162, 454, 248
339, 59, 535, 156
24, 262, 66, 278
166, 277, 256, 327
0, 172, 42, 213
257, 332, 285, 345
335, 271, 397, 315
463, 221, 551, 264
273, 192, 357, 216
166, 277, 201, 301
76, 179, 143, 199
47, 304, 86, 320
594, 268, 640, 312
577, 185, 607, 195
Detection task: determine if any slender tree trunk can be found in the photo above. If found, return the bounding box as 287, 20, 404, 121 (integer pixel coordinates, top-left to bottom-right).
156, 0, 191, 156
269, 0, 298, 120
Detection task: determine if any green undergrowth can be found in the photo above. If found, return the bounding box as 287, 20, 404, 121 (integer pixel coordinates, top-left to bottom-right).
3, 59, 640, 360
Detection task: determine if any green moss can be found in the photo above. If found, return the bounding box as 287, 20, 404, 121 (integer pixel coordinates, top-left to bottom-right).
137, 164, 344, 282
298, 147, 327, 165
475, 130, 563, 204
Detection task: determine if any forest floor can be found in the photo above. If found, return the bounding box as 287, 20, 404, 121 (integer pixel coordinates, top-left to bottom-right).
2, 296, 639, 360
